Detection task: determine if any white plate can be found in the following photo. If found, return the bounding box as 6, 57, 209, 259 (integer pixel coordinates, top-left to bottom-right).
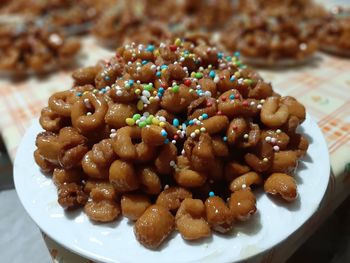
14, 115, 330, 263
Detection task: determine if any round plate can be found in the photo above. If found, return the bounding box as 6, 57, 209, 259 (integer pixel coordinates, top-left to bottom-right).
14, 115, 330, 263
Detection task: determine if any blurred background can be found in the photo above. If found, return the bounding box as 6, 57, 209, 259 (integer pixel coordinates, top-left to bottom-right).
0, 0, 350, 262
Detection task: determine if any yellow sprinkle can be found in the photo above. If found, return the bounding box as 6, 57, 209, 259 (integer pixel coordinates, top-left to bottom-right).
154, 49, 160, 56
190, 72, 196, 78
234, 72, 240, 78
159, 122, 166, 127
125, 118, 135, 126
137, 100, 144, 111
174, 38, 182, 46
189, 54, 195, 58
135, 89, 141, 95
153, 91, 157, 95
152, 118, 160, 125
149, 97, 154, 103
93, 89, 98, 93
195, 129, 200, 134
83, 91, 89, 95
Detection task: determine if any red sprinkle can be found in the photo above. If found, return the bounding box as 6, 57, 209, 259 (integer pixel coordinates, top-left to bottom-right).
242, 100, 249, 107
184, 79, 191, 86
169, 45, 177, 51
217, 111, 222, 115
206, 102, 212, 107
161, 83, 168, 88
173, 135, 179, 140
235, 94, 240, 99
232, 125, 237, 130
221, 97, 226, 101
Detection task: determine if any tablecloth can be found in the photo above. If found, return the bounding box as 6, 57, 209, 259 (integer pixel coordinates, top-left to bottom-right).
1, 36, 349, 262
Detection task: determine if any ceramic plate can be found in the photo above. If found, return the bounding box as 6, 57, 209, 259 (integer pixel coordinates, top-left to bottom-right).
14, 115, 330, 263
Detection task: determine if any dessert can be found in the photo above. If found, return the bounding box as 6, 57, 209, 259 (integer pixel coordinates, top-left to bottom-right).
34, 39, 308, 249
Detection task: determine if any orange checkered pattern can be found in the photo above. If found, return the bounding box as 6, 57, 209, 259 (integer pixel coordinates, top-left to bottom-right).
0, 37, 349, 263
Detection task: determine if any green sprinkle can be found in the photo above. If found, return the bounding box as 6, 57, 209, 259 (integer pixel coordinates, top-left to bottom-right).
146, 116, 153, 125
132, 113, 141, 120
172, 85, 179, 93
195, 72, 203, 79
143, 84, 154, 91
138, 121, 147, 128
244, 79, 253, 85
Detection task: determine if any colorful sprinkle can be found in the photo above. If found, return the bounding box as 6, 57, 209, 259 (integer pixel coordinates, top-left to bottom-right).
209, 70, 215, 78
146, 45, 155, 52
223, 136, 228, 141
209, 191, 215, 197
173, 118, 180, 127
172, 85, 179, 93
125, 118, 135, 126
138, 121, 147, 128
137, 100, 144, 111
195, 72, 203, 79
161, 129, 168, 137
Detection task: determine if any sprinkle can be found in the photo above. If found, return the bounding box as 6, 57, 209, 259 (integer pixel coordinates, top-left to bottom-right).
159, 122, 166, 127
189, 120, 194, 125
217, 111, 222, 115
174, 38, 182, 46
214, 76, 220, 83
146, 45, 155, 52
171, 140, 176, 144
161, 129, 168, 137
276, 129, 282, 134
190, 132, 196, 138
271, 138, 277, 144
244, 79, 253, 85
137, 100, 144, 110
250, 101, 256, 106
273, 145, 280, 152
234, 51, 240, 57
164, 184, 169, 190
218, 52, 223, 59
156, 71, 161, 77
172, 85, 179, 93
150, 64, 157, 71
138, 121, 147, 128
164, 138, 170, 144
209, 191, 215, 197
86, 112, 92, 116
195, 120, 201, 125
173, 118, 180, 127
234, 71, 241, 78
116, 90, 123, 96
209, 70, 215, 78
243, 134, 249, 139
128, 79, 134, 86
142, 60, 148, 65
230, 75, 236, 82
195, 72, 203, 79
200, 127, 206, 132
265, 136, 271, 142
169, 44, 177, 51
263, 158, 268, 162
134, 89, 141, 95
204, 91, 211, 97
104, 76, 110, 81
125, 118, 135, 126
195, 129, 200, 134
159, 116, 166, 122
152, 118, 160, 125
76, 92, 82, 97
242, 100, 249, 107
132, 114, 141, 120
257, 104, 262, 109
223, 136, 228, 141
229, 94, 235, 100
242, 184, 247, 189
260, 99, 265, 103
184, 79, 191, 86
146, 116, 153, 125
170, 160, 176, 167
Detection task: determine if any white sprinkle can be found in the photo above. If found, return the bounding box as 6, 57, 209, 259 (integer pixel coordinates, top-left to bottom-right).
299, 43, 307, 51
136, 80, 141, 84
260, 99, 265, 103
143, 112, 150, 117
237, 202, 241, 206
276, 129, 282, 134
190, 132, 196, 138
136, 120, 140, 124
265, 136, 271, 142
160, 42, 166, 48
150, 65, 157, 70
273, 145, 280, 152
196, 85, 201, 89
181, 149, 185, 155
250, 101, 255, 106
183, 67, 188, 71
164, 184, 169, 189
171, 140, 176, 144
263, 157, 268, 162
140, 116, 147, 121
196, 120, 201, 125
242, 184, 247, 189
257, 104, 262, 109
49, 33, 63, 45
110, 129, 116, 133
271, 138, 277, 144
142, 90, 151, 97
136, 62, 141, 67
141, 96, 149, 104
105, 86, 111, 91
116, 90, 123, 96
109, 133, 116, 138
169, 160, 176, 167
243, 134, 249, 139
86, 112, 92, 116
214, 76, 220, 83
159, 116, 166, 122
204, 91, 212, 97
200, 127, 206, 132
179, 57, 185, 62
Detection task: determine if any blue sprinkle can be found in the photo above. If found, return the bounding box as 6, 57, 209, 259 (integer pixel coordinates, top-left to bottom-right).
209, 191, 215, 197
230, 76, 236, 82
146, 45, 155, 52
157, 92, 162, 97
128, 79, 134, 86
156, 71, 161, 77
158, 87, 164, 93
142, 60, 148, 65
160, 64, 168, 70
202, 113, 209, 119
226, 56, 232, 61
164, 138, 170, 144
234, 51, 240, 57
223, 136, 228, 142
209, 70, 215, 78
182, 123, 187, 130
189, 120, 194, 125
161, 129, 168, 137
101, 88, 106, 94
76, 92, 82, 97
218, 52, 223, 59
229, 94, 235, 100
172, 118, 180, 127
184, 50, 189, 55
104, 76, 110, 81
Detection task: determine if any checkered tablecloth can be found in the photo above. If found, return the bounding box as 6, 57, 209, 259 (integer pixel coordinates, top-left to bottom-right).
1, 36, 349, 262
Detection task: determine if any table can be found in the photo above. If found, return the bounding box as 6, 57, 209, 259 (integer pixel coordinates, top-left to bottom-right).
1, 36, 350, 262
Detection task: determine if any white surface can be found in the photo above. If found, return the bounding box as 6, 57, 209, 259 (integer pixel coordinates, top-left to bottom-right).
0, 189, 51, 263
14, 115, 330, 263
